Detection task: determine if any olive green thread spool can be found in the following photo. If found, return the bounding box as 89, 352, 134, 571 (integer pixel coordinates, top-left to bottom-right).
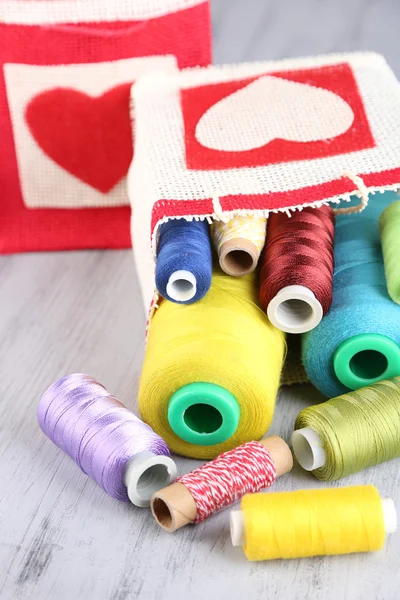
380, 200, 400, 304
292, 377, 400, 481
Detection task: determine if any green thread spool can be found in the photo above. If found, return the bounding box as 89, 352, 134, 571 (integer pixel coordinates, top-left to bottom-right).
380, 200, 400, 304
292, 377, 400, 481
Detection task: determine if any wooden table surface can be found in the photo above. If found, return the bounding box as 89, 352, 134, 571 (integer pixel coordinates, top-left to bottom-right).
1, 1, 400, 598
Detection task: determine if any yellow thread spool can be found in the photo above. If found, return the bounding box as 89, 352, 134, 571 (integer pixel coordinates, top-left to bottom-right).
138, 269, 285, 459
230, 486, 396, 560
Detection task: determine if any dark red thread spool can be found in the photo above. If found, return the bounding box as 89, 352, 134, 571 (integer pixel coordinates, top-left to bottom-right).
259, 206, 335, 334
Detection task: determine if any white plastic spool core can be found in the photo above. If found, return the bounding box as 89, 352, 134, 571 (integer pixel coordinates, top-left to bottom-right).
166, 270, 197, 302
291, 427, 326, 471
230, 511, 246, 547
382, 498, 397, 534
230, 498, 397, 546
123, 451, 177, 508
267, 285, 323, 334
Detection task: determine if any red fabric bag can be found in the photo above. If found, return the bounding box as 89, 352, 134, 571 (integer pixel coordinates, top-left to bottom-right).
0, 0, 211, 253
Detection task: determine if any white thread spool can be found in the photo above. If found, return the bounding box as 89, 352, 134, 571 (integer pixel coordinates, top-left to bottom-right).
230, 496, 397, 546
123, 452, 177, 508
267, 285, 323, 334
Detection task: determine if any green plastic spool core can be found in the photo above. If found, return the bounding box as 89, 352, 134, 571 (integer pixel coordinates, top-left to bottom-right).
168, 382, 240, 446
333, 334, 400, 390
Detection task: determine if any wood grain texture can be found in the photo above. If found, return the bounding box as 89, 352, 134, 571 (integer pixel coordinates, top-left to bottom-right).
1, 1, 400, 598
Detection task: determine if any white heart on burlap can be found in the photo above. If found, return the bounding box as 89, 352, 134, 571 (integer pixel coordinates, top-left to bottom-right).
195, 75, 354, 151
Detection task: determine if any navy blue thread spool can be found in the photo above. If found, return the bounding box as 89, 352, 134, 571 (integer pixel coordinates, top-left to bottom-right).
155, 219, 213, 304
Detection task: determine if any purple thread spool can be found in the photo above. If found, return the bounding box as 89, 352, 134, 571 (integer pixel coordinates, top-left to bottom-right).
38, 374, 177, 507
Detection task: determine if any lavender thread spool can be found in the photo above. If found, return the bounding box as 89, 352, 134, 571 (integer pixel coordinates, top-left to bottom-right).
38, 374, 177, 507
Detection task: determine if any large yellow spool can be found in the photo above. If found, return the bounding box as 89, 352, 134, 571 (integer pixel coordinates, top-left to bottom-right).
138, 268, 286, 459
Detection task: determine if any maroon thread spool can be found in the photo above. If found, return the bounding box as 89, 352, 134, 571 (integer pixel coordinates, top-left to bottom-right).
259, 206, 335, 334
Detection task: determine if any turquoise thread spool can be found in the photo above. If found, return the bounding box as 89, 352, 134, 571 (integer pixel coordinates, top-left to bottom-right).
302, 191, 400, 397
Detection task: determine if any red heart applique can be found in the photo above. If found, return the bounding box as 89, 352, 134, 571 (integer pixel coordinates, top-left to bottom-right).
25, 84, 133, 194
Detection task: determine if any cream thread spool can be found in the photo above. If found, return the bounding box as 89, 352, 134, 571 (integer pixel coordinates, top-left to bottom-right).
212, 215, 267, 276
151, 436, 293, 532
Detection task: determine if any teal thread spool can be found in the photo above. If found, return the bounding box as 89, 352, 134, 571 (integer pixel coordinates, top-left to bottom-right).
380, 200, 400, 304
302, 191, 400, 398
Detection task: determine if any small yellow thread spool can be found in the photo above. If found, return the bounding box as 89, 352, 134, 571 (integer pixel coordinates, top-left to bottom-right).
212, 215, 267, 276
231, 486, 397, 561
138, 268, 285, 459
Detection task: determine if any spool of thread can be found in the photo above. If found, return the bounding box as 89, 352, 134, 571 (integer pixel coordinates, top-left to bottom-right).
155, 219, 212, 304
151, 436, 293, 532
212, 215, 267, 276
139, 268, 286, 459
259, 206, 335, 334
292, 377, 400, 481
380, 200, 400, 304
231, 485, 397, 560
302, 191, 400, 398
38, 374, 177, 507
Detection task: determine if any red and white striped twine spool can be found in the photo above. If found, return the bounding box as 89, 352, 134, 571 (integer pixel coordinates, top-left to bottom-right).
177, 441, 277, 522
